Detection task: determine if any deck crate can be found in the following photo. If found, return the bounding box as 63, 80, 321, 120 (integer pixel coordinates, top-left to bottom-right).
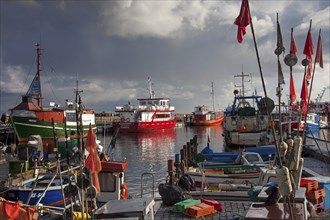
324, 183, 330, 211
172, 199, 201, 213
300, 178, 318, 193
200, 198, 223, 211
184, 203, 216, 218
306, 188, 325, 205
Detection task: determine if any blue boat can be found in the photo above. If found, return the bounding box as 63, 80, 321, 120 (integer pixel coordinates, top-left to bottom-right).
4, 175, 71, 207
200, 144, 276, 163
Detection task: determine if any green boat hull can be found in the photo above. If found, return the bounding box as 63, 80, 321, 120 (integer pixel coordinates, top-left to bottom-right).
10, 116, 96, 150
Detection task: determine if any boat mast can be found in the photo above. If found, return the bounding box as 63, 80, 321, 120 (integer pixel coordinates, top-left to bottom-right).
148, 77, 154, 99
36, 43, 43, 108
234, 66, 250, 97
211, 82, 215, 111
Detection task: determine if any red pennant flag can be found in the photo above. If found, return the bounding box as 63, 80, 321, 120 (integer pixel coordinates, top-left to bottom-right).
303, 31, 314, 60
234, 0, 251, 43
315, 32, 323, 68
290, 30, 297, 55
300, 77, 309, 116
84, 123, 102, 192
303, 31, 314, 81
290, 73, 296, 103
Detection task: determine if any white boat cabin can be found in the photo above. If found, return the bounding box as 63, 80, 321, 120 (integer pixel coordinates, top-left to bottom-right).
115, 98, 175, 123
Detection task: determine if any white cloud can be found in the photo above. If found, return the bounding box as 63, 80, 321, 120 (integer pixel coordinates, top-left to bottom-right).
0, 65, 29, 93
99, 1, 183, 39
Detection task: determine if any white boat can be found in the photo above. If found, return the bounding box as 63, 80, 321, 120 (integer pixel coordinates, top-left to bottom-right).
112, 77, 176, 132
223, 73, 270, 147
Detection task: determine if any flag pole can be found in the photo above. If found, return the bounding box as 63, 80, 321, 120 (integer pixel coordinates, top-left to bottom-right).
298, 19, 313, 141
246, 1, 282, 167
275, 13, 284, 143
303, 29, 322, 138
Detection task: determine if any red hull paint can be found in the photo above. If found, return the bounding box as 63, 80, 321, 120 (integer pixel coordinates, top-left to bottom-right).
191, 115, 224, 126
112, 118, 177, 133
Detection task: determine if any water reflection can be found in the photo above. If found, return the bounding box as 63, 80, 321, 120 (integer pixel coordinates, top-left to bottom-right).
98, 125, 225, 196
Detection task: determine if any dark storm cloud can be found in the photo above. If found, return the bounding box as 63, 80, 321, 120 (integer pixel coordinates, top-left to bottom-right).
1, 1, 329, 114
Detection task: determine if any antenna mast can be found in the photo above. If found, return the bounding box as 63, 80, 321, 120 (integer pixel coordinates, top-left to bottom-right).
234, 66, 250, 97
211, 82, 215, 111
147, 77, 154, 99
36, 43, 43, 108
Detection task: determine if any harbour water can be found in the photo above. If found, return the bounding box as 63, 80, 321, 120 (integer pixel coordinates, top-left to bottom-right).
97, 125, 330, 198
98, 125, 226, 197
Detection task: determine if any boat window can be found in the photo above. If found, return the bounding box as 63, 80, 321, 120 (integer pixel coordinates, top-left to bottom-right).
11, 110, 36, 117
245, 154, 261, 163
66, 112, 77, 122
99, 173, 116, 192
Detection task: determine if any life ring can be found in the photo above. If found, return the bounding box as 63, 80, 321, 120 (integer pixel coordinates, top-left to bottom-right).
240, 124, 247, 132
120, 183, 128, 200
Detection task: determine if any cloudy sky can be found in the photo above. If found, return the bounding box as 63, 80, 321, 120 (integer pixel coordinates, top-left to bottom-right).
1, 0, 329, 114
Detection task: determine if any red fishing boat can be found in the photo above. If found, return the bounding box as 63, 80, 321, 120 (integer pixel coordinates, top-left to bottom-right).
112, 77, 176, 132
187, 82, 224, 126
188, 105, 224, 126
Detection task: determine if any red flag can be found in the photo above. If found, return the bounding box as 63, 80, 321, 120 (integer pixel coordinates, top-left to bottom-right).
84, 123, 102, 192
290, 30, 297, 55
303, 31, 314, 80
300, 77, 309, 116
234, 0, 251, 43
315, 32, 323, 68
290, 73, 296, 103
303, 31, 314, 60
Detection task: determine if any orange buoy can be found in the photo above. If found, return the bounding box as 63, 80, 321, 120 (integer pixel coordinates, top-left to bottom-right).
120, 183, 128, 200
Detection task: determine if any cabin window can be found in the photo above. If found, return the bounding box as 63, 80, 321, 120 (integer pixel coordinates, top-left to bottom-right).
245, 154, 260, 163
155, 114, 169, 118
99, 172, 116, 192
66, 112, 77, 122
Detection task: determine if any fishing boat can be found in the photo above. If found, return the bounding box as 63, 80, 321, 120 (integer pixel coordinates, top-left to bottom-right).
9, 44, 96, 151
187, 82, 224, 126
3, 174, 73, 207
199, 144, 276, 163
223, 72, 270, 147
187, 105, 224, 126
186, 153, 272, 188
112, 77, 176, 132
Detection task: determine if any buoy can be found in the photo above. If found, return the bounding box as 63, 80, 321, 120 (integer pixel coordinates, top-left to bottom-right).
120, 183, 128, 200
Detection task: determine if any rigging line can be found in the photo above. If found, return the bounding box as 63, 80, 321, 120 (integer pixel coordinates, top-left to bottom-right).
39, 62, 62, 106
13, 52, 38, 106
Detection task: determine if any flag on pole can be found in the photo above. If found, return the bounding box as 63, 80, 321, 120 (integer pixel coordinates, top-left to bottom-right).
84, 123, 102, 193
290, 73, 296, 103
315, 31, 323, 68
278, 60, 285, 84
234, 0, 251, 43
290, 29, 297, 55
275, 19, 285, 55
303, 30, 314, 80
300, 77, 309, 116
289, 29, 297, 103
